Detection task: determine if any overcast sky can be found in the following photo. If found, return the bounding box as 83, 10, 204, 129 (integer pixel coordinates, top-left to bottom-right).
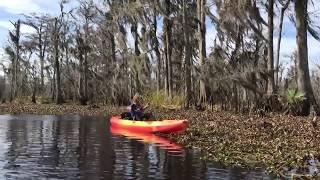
0, 0, 319, 70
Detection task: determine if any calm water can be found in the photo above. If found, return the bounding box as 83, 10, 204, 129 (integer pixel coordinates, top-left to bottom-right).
0, 114, 272, 180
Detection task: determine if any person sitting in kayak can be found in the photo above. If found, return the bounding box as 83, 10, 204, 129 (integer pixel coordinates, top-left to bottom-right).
129, 93, 149, 120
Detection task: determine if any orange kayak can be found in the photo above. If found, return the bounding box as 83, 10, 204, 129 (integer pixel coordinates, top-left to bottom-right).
110, 126, 184, 153
110, 116, 188, 133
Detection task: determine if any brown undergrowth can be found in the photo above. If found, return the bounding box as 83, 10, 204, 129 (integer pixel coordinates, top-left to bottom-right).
0, 103, 123, 116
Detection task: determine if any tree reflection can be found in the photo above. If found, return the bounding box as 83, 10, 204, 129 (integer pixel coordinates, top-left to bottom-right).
0, 114, 272, 179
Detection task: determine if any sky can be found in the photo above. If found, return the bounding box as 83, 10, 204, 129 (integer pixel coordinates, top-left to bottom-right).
0, 0, 319, 74
0, 0, 77, 72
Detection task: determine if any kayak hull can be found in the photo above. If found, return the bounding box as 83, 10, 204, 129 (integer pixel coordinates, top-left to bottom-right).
110, 116, 188, 133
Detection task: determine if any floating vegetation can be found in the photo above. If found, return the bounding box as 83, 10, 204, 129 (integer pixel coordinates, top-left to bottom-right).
1, 103, 320, 177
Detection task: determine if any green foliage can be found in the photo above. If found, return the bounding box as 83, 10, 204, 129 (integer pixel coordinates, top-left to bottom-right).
285, 89, 305, 104
284, 89, 306, 115
145, 90, 185, 108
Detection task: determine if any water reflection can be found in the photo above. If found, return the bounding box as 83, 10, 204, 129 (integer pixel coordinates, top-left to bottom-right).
0, 114, 271, 179
110, 126, 184, 154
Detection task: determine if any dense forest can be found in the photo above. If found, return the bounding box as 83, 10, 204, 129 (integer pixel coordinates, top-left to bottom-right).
0, 0, 320, 116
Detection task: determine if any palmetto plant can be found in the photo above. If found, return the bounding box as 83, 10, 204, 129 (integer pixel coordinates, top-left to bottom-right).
286, 89, 305, 104
285, 89, 306, 115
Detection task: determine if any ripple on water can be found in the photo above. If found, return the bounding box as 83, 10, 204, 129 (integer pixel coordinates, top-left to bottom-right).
0, 114, 272, 179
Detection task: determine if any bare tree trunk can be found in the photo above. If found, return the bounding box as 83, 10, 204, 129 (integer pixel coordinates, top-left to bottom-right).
111, 33, 116, 103
164, 0, 172, 98
53, 18, 63, 104
233, 83, 238, 112
32, 68, 37, 104
134, 71, 140, 94
164, 43, 169, 96
40, 52, 45, 91
10, 56, 15, 102
0, 76, 6, 103
168, 40, 173, 99
38, 25, 46, 92
52, 69, 56, 102
267, 0, 275, 95
183, 0, 192, 108
293, 52, 298, 86
275, 0, 290, 90
132, 23, 140, 57
132, 22, 141, 93
79, 55, 85, 104
9, 20, 21, 101
65, 43, 73, 100
77, 33, 86, 105
14, 33, 19, 99
129, 72, 133, 99
83, 19, 89, 105
61, 17, 71, 100
153, 11, 161, 93
54, 47, 63, 105
84, 54, 88, 103
32, 86, 36, 103
295, 0, 320, 115
197, 0, 206, 105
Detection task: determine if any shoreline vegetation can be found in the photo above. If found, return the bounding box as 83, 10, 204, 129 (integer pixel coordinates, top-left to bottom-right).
1, 103, 319, 177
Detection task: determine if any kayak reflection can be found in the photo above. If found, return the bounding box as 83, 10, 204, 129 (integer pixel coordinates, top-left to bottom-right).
110, 126, 184, 154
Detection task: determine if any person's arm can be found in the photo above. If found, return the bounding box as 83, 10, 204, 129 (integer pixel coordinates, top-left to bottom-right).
143, 103, 149, 110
